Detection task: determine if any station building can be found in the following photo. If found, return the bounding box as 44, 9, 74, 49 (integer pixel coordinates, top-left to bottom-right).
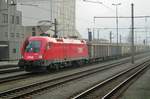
0, 0, 23, 60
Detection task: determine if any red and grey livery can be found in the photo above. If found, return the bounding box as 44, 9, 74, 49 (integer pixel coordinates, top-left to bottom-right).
18, 36, 88, 72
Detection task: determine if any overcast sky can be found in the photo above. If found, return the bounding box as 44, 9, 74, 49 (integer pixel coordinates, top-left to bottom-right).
17, 0, 150, 43
76, 0, 150, 40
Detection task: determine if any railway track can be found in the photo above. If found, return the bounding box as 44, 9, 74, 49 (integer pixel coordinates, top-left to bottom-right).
0, 52, 149, 83
0, 60, 129, 99
0, 55, 130, 84
0, 67, 22, 74
0, 53, 149, 99
0, 63, 21, 74
0, 64, 17, 69
0, 72, 32, 84
0, 59, 124, 85
71, 60, 150, 99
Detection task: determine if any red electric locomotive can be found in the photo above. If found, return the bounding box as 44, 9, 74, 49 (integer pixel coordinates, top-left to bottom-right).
18, 36, 89, 72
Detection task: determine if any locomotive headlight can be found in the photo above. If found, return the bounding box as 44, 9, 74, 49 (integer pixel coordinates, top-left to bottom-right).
38, 55, 43, 59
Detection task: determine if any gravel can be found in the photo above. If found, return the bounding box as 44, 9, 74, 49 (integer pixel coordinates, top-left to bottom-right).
32, 62, 134, 99
118, 66, 150, 99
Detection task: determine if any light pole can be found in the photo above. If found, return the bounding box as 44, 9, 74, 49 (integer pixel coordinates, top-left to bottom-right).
131, 3, 135, 64
112, 3, 121, 45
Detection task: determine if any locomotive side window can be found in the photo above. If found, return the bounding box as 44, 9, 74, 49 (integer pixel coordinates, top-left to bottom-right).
25, 41, 41, 53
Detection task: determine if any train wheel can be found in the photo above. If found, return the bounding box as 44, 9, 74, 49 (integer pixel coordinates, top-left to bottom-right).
46, 65, 52, 72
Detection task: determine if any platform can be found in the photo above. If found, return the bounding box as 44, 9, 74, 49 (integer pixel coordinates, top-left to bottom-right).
119, 67, 150, 99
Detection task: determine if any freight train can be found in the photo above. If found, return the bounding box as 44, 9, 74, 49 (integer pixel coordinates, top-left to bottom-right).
18, 36, 149, 72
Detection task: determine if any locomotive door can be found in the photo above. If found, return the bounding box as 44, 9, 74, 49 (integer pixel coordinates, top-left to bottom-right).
63, 43, 67, 61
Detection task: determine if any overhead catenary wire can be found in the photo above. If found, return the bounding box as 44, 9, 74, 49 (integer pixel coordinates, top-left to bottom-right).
94, 16, 150, 18
95, 27, 150, 29
82, 0, 114, 11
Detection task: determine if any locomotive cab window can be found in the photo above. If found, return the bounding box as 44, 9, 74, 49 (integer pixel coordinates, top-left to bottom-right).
25, 40, 41, 53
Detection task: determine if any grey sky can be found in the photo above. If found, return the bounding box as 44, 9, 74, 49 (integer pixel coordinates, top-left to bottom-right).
17, 0, 150, 42
77, 0, 150, 40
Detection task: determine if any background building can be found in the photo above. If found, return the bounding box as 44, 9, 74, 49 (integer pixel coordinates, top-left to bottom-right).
50, 0, 77, 38
0, 0, 23, 60
17, 0, 81, 38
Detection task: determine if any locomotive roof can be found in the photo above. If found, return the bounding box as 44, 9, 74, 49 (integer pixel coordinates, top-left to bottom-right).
28, 36, 87, 44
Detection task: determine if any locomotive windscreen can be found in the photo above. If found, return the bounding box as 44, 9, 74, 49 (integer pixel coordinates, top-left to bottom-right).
25, 40, 41, 53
